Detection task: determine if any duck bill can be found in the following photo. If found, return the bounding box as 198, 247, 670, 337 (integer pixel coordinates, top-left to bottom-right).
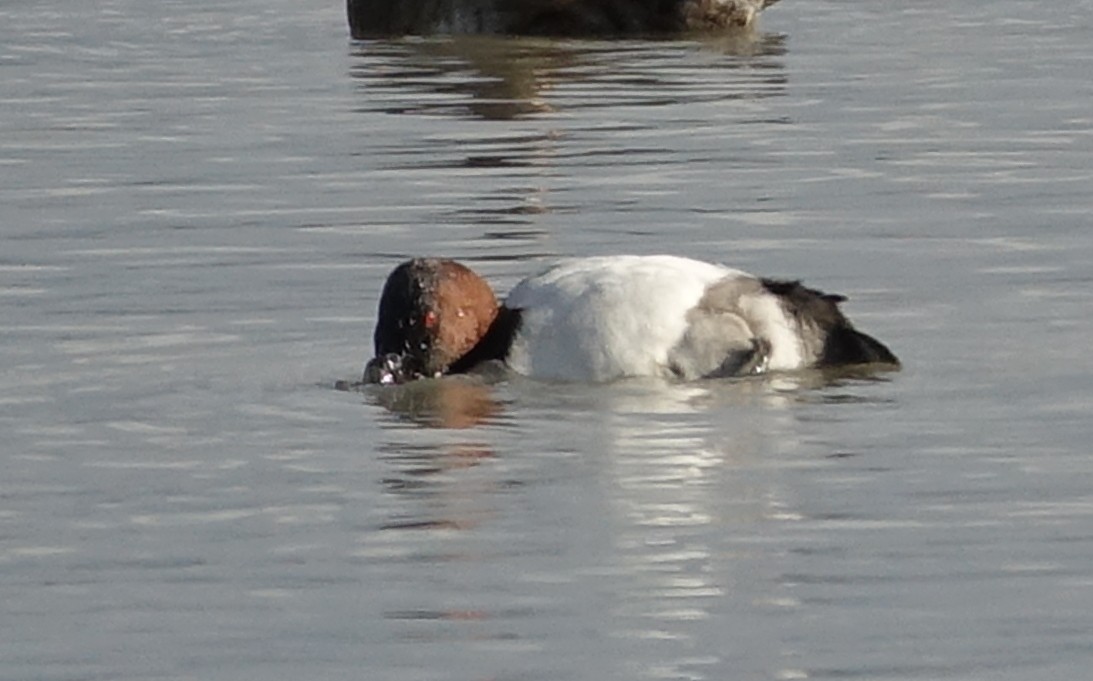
364, 353, 419, 385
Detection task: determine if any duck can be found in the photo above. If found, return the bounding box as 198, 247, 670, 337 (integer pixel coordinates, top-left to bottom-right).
348, 0, 780, 38
363, 255, 898, 384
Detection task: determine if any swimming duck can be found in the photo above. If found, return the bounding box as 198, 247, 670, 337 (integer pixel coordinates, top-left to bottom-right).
348, 0, 780, 37
364, 255, 898, 384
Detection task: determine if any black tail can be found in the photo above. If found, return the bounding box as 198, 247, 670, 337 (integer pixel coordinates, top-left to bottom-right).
760, 278, 899, 369
820, 325, 900, 367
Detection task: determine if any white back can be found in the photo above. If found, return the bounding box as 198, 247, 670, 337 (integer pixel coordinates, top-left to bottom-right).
504, 255, 752, 381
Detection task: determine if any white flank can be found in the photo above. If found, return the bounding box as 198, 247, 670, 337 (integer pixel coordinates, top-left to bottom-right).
504, 255, 749, 381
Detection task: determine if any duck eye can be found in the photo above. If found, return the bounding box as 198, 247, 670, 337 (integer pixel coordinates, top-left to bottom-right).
423, 311, 438, 328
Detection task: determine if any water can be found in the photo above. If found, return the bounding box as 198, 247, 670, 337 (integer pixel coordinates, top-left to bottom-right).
2, 0, 1093, 678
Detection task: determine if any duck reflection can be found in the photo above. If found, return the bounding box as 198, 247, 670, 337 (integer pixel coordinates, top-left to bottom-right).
350, 37, 583, 120
367, 374, 505, 429
349, 34, 787, 122
348, 35, 787, 230
537, 379, 798, 670
361, 380, 506, 532
361, 372, 897, 671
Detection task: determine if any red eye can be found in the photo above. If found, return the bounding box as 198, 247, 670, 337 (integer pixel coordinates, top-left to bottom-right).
423, 311, 437, 329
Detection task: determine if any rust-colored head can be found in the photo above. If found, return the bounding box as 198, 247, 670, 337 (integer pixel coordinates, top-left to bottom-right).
365, 259, 500, 384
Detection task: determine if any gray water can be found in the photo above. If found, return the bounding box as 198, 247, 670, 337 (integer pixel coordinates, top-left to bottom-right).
3, 0, 1093, 679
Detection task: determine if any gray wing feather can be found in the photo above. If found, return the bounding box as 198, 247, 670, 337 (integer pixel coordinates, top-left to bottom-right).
665, 276, 771, 379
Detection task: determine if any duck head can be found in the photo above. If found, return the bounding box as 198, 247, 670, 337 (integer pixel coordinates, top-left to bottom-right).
364, 259, 500, 384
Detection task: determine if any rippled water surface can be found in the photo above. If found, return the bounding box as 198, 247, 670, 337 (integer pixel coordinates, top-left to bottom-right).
3, 0, 1093, 679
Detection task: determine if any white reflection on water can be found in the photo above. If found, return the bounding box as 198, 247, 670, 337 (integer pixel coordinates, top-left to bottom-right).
359, 370, 898, 678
